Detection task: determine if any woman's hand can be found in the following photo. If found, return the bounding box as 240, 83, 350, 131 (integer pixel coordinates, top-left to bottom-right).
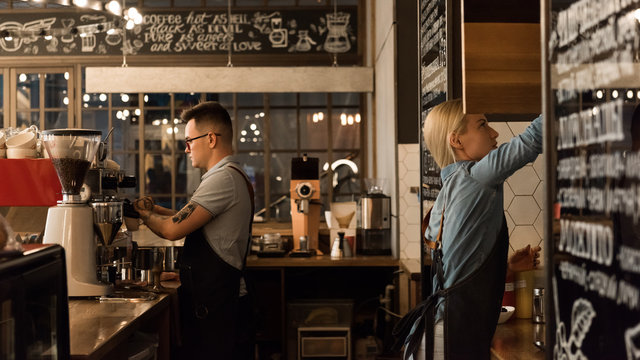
508, 244, 541, 273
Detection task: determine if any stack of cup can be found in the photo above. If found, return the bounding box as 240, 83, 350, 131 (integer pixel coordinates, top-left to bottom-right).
0, 132, 5, 158
6, 130, 37, 159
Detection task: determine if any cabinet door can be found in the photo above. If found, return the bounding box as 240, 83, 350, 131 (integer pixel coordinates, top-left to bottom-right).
461, 0, 541, 114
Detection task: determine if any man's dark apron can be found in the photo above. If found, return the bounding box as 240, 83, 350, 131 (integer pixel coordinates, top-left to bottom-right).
178, 165, 254, 359
394, 209, 509, 360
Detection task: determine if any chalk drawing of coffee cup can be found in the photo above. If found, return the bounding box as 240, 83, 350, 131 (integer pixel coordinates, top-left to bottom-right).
61, 19, 75, 43
0, 22, 24, 52
105, 29, 122, 46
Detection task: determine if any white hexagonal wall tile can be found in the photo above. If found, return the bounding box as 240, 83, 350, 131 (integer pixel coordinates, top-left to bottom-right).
398, 161, 408, 178
504, 182, 514, 209
505, 212, 515, 236
406, 143, 419, 154
507, 122, 531, 136
405, 170, 420, 187
507, 166, 540, 195
490, 122, 513, 145
533, 182, 544, 209
404, 241, 421, 259
508, 196, 540, 225
398, 144, 407, 162
404, 152, 420, 169
534, 211, 544, 239
405, 204, 421, 225
533, 155, 544, 178
405, 223, 421, 244
509, 225, 541, 253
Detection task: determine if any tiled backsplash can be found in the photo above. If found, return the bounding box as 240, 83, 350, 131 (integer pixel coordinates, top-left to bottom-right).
398, 122, 544, 264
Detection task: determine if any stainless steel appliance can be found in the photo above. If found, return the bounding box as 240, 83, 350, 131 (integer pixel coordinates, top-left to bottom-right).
359, 193, 391, 255
0, 244, 70, 359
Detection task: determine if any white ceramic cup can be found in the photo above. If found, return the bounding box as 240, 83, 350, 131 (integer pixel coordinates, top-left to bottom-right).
6, 131, 36, 149
7, 147, 37, 159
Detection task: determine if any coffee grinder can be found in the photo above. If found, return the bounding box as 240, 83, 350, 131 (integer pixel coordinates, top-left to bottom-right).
359, 178, 391, 255
290, 154, 321, 256
42, 129, 114, 296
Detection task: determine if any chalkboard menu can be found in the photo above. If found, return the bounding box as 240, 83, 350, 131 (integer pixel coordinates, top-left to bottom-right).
0, 8, 357, 56
419, 0, 446, 203
419, 0, 447, 300
549, 0, 640, 357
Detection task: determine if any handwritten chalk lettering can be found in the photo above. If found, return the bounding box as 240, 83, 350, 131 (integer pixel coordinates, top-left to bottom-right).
559, 260, 588, 288
589, 152, 626, 179
233, 41, 261, 51
557, 154, 587, 180
587, 270, 618, 300
208, 24, 243, 34
185, 12, 212, 25
557, 186, 587, 209
619, 245, 640, 274
143, 14, 183, 25
558, 260, 640, 310
555, 18, 616, 75
555, 0, 625, 48
559, 219, 614, 266
555, 88, 578, 104
557, 99, 624, 150
145, 31, 174, 43
618, 279, 640, 310
558, 185, 640, 220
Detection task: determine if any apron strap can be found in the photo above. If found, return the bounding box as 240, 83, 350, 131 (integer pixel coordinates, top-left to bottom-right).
423, 206, 445, 250
226, 164, 255, 270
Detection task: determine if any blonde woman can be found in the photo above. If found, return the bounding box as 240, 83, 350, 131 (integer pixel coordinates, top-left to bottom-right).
395, 99, 542, 360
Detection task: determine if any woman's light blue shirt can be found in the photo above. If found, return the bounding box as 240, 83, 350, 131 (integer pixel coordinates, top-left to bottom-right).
426, 116, 543, 321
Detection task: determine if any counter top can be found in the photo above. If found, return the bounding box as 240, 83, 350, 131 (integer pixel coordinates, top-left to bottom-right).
68, 293, 170, 360
246, 254, 398, 267
491, 319, 545, 360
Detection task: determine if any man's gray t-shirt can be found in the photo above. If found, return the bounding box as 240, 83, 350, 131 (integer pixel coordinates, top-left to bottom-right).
190, 155, 252, 294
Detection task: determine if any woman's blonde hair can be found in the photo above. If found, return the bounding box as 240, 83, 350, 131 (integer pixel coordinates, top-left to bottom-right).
422, 99, 468, 169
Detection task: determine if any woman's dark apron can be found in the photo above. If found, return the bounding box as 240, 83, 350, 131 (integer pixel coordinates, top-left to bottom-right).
394, 209, 509, 360
178, 165, 254, 359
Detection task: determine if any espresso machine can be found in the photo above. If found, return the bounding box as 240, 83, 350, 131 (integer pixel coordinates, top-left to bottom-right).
290, 155, 321, 255
85, 140, 136, 285
359, 179, 391, 255
42, 129, 114, 296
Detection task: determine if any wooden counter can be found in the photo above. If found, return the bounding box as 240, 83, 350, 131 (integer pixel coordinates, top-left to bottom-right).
491, 319, 545, 360
246, 254, 397, 267
68, 293, 171, 360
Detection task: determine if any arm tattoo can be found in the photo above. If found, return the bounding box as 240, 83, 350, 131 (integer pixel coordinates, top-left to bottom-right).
172, 202, 197, 224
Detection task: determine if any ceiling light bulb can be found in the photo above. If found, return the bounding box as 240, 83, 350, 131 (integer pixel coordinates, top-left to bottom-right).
123, 109, 130, 117
135, 108, 141, 116
254, 130, 260, 135
99, 93, 107, 102
241, 130, 247, 136
63, 97, 69, 105
313, 113, 319, 123
134, 14, 143, 25
250, 123, 257, 131
627, 90, 634, 99
341, 117, 347, 126
18, 73, 27, 82
347, 115, 354, 125
44, 35, 53, 40
83, 94, 90, 102
121, 93, 129, 102
355, 114, 361, 123
144, 95, 149, 103
105, 0, 122, 16
318, 112, 324, 121
612, 90, 619, 99
162, 118, 168, 125
125, 20, 135, 30
64, 72, 69, 80
73, 0, 88, 7
596, 90, 603, 99
116, 110, 123, 119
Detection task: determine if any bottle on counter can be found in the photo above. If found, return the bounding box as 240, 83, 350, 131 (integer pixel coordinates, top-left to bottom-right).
514, 270, 535, 318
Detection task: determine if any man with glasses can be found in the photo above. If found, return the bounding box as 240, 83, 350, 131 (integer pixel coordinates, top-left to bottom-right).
133, 101, 255, 359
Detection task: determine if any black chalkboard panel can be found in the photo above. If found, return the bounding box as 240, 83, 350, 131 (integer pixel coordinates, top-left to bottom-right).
0, 8, 357, 56
419, 0, 446, 203
549, 0, 640, 357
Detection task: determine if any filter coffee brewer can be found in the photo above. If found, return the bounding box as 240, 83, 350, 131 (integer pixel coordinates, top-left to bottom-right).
42, 129, 113, 296
290, 155, 321, 256
359, 179, 391, 255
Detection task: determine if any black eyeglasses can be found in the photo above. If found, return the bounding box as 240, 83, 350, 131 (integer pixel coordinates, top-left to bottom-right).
185, 132, 222, 150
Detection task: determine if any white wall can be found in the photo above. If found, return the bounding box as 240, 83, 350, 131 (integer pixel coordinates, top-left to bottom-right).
369, 0, 399, 257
